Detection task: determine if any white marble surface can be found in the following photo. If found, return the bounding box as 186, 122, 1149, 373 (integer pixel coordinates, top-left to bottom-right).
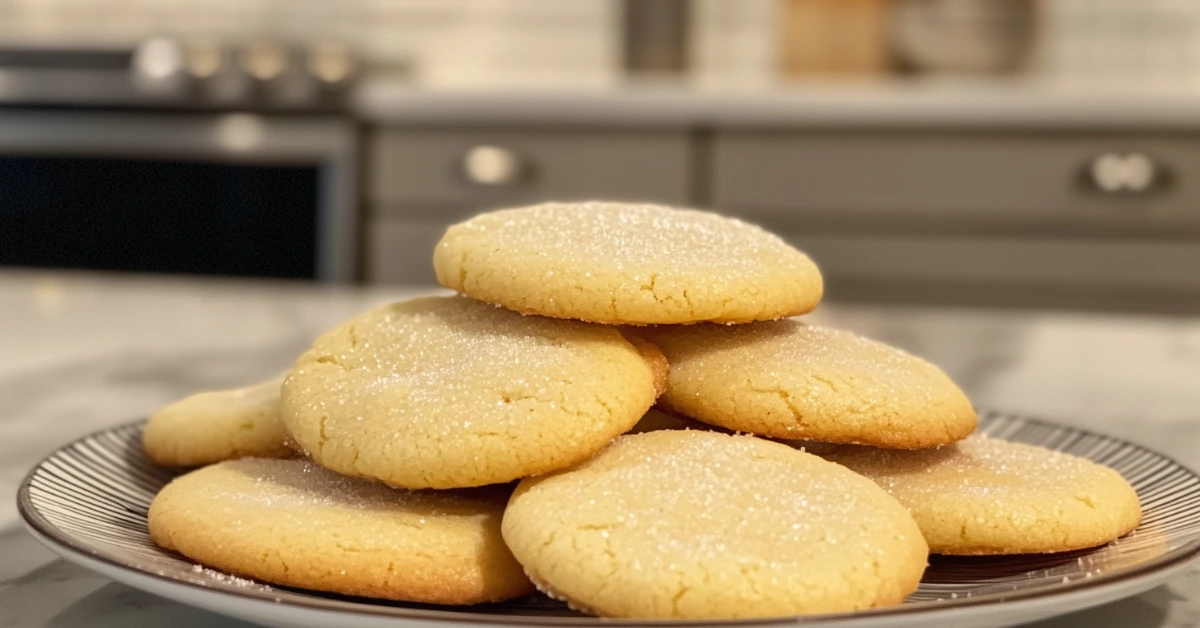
2, 269, 1200, 627
355, 77, 1200, 129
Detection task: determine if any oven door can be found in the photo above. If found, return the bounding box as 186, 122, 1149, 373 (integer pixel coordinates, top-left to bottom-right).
0, 110, 356, 281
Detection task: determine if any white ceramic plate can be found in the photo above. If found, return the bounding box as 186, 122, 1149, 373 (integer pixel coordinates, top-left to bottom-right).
19, 411, 1200, 628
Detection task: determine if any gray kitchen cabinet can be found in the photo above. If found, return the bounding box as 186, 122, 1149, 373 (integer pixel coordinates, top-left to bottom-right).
711, 130, 1200, 311
369, 128, 691, 206
363, 124, 1200, 311
790, 235, 1200, 288
713, 131, 1200, 232
365, 128, 693, 285
365, 217, 447, 285
764, 230, 1200, 313
790, 234, 1200, 309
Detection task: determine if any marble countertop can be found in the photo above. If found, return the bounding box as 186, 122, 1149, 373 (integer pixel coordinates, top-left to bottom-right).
2, 270, 1199, 627
354, 77, 1200, 129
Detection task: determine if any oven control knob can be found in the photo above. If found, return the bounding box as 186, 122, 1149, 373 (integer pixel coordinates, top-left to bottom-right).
307, 43, 356, 87
132, 38, 186, 86
184, 40, 225, 80
240, 42, 289, 83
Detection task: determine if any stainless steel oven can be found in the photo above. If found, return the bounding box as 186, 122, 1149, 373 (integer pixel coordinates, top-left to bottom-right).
0, 109, 357, 281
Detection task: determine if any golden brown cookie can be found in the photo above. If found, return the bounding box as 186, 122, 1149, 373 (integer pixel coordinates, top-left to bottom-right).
433, 202, 823, 325
820, 436, 1143, 555
149, 458, 532, 603
502, 430, 928, 619
622, 332, 669, 396
143, 378, 291, 467
638, 320, 977, 448
281, 295, 660, 489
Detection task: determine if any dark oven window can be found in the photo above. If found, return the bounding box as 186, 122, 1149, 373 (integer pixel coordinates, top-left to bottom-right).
0, 155, 319, 279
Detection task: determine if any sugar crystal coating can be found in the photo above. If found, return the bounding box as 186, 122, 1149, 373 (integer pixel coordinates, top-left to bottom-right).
821, 436, 1143, 555
180, 457, 505, 512
638, 320, 977, 448
433, 201, 823, 324
148, 458, 533, 604
502, 430, 928, 619
281, 295, 658, 489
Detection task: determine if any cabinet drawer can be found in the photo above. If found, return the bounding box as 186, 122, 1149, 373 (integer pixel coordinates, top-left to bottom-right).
369, 129, 691, 206
365, 218, 445, 285
788, 234, 1200, 311
713, 132, 1200, 226
793, 235, 1200, 289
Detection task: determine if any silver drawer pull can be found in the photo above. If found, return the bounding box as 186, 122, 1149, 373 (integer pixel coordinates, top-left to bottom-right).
461, 145, 528, 186
1089, 152, 1160, 194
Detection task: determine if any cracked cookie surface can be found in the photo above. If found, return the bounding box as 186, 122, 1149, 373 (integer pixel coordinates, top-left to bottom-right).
148, 458, 532, 603
637, 320, 977, 448
432, 201, 823, 325
281, 295, 660, 489
143, 378, 292, 467
501, 430, 928, 619
818, 436, 1142, 555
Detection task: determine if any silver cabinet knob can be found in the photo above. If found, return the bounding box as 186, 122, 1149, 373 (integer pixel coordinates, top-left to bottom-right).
461, 145, 528, 186
1089, 152, 1160, 193
1121, 153, 1156, 192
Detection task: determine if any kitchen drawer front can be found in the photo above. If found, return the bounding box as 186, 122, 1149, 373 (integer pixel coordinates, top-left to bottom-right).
789, 234, 1200, 312
713, 132, 1200, 225
369, 129, 691, 206
366, 218, 446, 285
793, 235, 1200, 289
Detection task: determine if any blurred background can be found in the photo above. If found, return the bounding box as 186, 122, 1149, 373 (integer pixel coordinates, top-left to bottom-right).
1, 0, 1199, 313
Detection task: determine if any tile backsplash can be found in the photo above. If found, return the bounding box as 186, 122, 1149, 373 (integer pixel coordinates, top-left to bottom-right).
1, 0, 1199, 86
0, 0, 621, 85
1035, 0, 1200, 84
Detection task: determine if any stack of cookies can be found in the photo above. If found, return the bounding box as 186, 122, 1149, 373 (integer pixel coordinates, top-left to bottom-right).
144, 201, 1142, 620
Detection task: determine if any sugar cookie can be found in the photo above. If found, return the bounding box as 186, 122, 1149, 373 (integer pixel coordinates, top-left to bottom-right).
820, 436, 1142, 555
143, 378, 290, 467
281, 296, 660, 489
638, 320, 976, 448
502, 430, 928, 619
149, 458, 532, 603
433, 202, 823, 325
623, 332, 669, 396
